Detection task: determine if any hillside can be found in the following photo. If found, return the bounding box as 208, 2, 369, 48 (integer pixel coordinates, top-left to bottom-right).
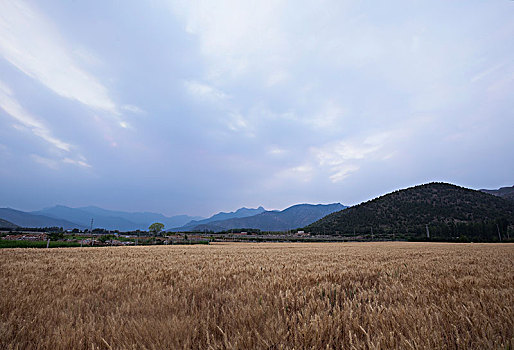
0, 208, 84, 229
0, 218, 18, 229
306, 183, 514, 241
184, 203, 346, 232
480, 185, 514, 201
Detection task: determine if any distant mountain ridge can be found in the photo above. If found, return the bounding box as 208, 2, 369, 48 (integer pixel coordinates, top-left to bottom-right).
32, 205, 202, 231
178, 203, 346, 232
1, 203, 345, 232
480, 185, 514, 201
176, 206, 266, 231
0, 208, 85, 229
4, 183, 511, 237
306, 182, 514, 241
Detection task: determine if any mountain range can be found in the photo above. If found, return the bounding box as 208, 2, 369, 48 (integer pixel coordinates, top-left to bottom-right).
176, 206, 267, 231
0, 206, 202, 231
175, 203, 346, 232
0, 208, 83, 230
306, 182, 514, 241
31, 205, 202, 231
2, 183, 512, 237
0, 203, 345, 232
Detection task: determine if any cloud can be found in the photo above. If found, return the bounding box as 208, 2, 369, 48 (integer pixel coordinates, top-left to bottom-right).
62, 157, 91, 168
226, 112, 251, 133
122, 105, 146, 115
268, 147, 287, 156
0, 1, 512, 215
183, 80, 255, 135
31, 154, 91, 170
312, 132, 391, 183
184, 80, 229, 103
0, 0, 124, 121
307, 100, 346, 131
0, 79, 92, 169
328, 164, 360, 183
275, 164, 314, 184
470, 62, 506, 83
31, 154, 59, 170
0, 80, 71, 152
170, 0, 287, 80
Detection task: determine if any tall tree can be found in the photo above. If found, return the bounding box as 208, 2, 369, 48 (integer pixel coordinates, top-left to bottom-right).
149, 222, 165, 236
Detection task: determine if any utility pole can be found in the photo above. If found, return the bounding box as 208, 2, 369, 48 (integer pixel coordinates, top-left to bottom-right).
90, 218, 94, 246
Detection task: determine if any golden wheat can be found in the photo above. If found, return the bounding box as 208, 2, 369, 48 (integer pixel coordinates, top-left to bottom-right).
1, 242, 513, 349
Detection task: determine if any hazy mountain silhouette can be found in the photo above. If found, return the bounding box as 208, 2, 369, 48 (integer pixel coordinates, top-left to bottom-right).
0, 208, 84, 229
176, 206, 267, 231
32, 205, 202, 231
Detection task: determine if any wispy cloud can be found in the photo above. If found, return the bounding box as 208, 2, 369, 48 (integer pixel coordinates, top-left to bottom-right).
31, 154, 59, 170
274, 164, 314, 184
122, 105, 146, 115
0, 0, 128, 126
183, 80, 254, 135
32, 154, 91, 170
0, 80, 71, 152
184, 80, 229, 103
312, 132, 391, 183
0, 80, 91, 169
62, 157, 91, 168
470, 62, 507, 83
171, 1, 286, 80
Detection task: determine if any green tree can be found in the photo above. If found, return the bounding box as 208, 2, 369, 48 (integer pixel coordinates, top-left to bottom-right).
98, 234, 114, 243
149, 222, 165, 236
47, 231, 64, 241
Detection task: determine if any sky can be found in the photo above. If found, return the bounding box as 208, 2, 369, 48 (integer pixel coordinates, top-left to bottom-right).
0, 0, 513, 217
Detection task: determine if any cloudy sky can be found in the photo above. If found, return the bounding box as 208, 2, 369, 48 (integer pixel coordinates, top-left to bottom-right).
0, 0, 512, 217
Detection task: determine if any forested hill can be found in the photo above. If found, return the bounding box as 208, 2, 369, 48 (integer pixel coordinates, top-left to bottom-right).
305, 182, 514, 241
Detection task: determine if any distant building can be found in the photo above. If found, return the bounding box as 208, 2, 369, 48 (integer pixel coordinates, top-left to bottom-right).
295, 231, 310, 237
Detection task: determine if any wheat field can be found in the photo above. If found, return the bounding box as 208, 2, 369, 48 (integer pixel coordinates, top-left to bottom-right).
1, 242, 513, 349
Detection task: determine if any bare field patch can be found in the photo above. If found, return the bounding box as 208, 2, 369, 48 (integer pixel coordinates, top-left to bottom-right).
1, 242, 513, 349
